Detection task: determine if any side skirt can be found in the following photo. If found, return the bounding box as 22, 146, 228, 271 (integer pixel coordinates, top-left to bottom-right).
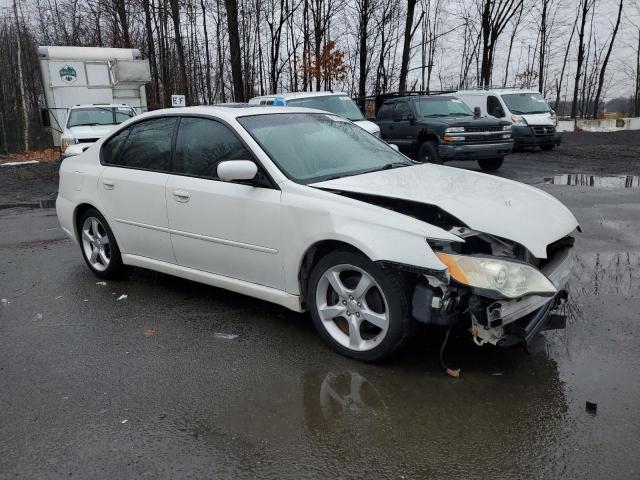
122, 254, 304, 313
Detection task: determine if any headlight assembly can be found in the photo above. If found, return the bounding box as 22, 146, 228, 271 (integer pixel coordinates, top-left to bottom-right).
436, 252, 557, 299
60, 136, 77, 151
511, 114, 527, 126
445, 127, 465, 133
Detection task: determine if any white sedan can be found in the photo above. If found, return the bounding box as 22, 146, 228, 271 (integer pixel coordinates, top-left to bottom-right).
56, 106, 578, 361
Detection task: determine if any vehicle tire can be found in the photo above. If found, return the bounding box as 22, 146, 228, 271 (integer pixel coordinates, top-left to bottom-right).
416, 141, 441, 164
540, 145, 555, 151
478, 157, 504, 171
77, 208, 125, 279
307, 250, 413, 362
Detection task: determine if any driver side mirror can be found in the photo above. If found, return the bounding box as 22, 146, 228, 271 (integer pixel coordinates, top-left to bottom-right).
217, 160, 258, 182
474, 106, 482, 118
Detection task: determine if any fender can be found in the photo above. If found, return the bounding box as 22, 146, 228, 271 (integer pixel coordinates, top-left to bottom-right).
280, 184, 462, 294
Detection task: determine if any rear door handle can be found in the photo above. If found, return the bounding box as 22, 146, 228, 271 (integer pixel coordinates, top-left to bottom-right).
102, 181, 115, 190
173, 190, 191, 203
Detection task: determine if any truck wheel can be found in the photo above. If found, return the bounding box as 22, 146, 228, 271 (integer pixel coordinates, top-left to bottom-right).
416, 141, 441, 164
541, 145, 555, 151
307, 250, 413, 362
478, 157, 504, 171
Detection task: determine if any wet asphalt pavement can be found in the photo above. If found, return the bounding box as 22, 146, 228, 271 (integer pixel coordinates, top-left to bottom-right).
1, 133, 640, 479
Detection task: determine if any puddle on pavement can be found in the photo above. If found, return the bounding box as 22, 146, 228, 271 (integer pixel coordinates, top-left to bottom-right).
547, 174, 640, 188
0, 199, 55, 210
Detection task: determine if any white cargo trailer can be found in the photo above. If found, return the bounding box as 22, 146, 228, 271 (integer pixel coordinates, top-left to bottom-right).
38, 46, 151, 147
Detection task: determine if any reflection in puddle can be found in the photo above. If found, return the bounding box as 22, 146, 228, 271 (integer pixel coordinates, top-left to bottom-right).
573, 252, 640, 297
548, 174, 640, 188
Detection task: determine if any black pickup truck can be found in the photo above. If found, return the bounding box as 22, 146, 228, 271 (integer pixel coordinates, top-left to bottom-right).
374, 94, 513, 171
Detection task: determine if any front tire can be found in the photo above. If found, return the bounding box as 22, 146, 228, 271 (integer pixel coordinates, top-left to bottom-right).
416, 141, 441, 164
478, 157, 504, 171
78, 208, 125, 279
307, 250, 413, 362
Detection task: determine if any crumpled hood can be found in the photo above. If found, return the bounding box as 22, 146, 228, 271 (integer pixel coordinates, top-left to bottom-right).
68, 125, 117, 140
521, 113, 554, 126
311, 164, 578, 258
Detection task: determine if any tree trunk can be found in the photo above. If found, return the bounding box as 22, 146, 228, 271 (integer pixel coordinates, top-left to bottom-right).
13, 0, 29, 152
169, 0, 190, 103
635, 28, 640, 117
571, 0, 591, 118
142, 0, 161, 108
592, 0, 623, 119
398, 0, 417, 92
538, 0, 547, 93
200, 0, 213, 104
554, 14, 578, 112
225, 0, 245, 101
358, 0, 369, 99
114, 0, 131, 48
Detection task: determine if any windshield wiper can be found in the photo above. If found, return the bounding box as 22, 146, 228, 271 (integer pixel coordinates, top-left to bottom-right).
70, 123, 104, 127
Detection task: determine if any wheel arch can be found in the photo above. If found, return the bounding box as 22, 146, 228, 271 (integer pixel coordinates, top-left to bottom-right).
297, 239, 369, 309
73, 203, 101, 242
416, 129, 439, 147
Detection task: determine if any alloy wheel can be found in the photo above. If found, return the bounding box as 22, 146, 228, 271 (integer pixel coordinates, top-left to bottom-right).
315, 264, 390, 352
81, 217, 111, 272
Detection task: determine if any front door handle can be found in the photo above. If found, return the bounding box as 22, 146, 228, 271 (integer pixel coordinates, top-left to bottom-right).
173, 190, 191, 203
103, 181, 115, 190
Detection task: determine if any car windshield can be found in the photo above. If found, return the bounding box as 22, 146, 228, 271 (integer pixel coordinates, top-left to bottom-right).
238, 113, 413, 183
286, 95, 365, 121
415, 98, 473, 117
67, 107, 135, 128
501, 93, 550, 114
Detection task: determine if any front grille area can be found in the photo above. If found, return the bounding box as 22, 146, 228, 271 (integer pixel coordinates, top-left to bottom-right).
465, 126, 503, 133
532, 125, 556, 136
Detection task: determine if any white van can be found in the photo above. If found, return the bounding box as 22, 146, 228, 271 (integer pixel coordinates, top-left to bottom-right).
454, 89, 561, 150
248, 92, 380, 137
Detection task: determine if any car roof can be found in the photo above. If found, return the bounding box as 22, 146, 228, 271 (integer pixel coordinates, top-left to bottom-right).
250, 91, 348, 101
455, 89, 540, 96
383, 95, 457, 104
130, 105, 332, 122
71, 104, 134, 109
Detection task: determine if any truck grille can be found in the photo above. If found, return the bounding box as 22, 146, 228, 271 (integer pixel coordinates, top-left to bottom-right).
465, 126, 503, 133
532, 126, 556, 136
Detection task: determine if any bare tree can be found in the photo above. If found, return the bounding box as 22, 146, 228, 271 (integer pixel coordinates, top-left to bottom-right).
398, 0, 422, 92
571, 0, 595, 118
592, 0, 623, 118
479, 0, 523, 87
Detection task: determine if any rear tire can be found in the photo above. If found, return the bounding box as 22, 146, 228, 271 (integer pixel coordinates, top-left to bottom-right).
307, 250, 413, 362
77, 208, 126, 279
416, 141, 441, 164
478, 157, 504, 171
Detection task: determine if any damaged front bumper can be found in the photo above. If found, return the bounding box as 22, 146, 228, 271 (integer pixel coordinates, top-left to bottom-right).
412, 246, 574, 347
471, 246, 573, 347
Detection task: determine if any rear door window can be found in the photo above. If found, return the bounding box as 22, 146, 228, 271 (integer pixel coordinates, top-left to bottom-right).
113, 117, 178, 171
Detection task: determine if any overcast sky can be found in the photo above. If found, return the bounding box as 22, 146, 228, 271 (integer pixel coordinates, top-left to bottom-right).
1, 0, 638, 97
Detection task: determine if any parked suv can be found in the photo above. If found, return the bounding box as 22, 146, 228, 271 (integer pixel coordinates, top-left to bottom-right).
248, 91, 380, 136
454, 88, 561, 151
375, 94, 513, 171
